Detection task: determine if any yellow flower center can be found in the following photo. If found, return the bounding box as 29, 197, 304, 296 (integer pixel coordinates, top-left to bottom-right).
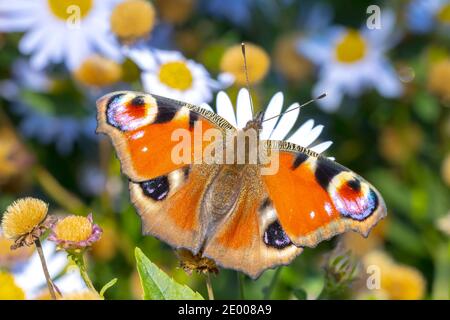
54, 216, 92, 242
74, 55, 122, 87
0, 272, 25, 300
437, 4, 450, 24
1, 198, 48, 239
47, 0, 93, 21
220, 43, 270, 85
110, 0, 155, 42
158, 61, 193, 90
335, 30, 367, 64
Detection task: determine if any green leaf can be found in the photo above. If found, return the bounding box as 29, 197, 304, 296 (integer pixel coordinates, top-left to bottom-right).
135, 247, 204, 300
100, 278, 118, 297
292, 288, 307, 300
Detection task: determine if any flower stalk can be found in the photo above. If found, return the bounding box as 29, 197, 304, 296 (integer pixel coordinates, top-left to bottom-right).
35, 238, 57, 300
205, 273, 214, 300
70, 251, 98, 293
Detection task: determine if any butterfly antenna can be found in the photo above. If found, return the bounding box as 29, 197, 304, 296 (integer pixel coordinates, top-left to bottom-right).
241, 42, 255, 115
262, 93, 327, 123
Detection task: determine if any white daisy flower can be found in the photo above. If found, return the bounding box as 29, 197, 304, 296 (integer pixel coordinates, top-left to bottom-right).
201, 88, 333, 154
298, 9, 403, 111
0, 0, 123, 70
407, 0, 450, 33
126, 46, 233, 105
0, 237, 86, 299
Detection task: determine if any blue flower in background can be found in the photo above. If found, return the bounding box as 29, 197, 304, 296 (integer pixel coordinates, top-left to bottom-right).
407, 0, 450, 33
200, 0, 255, 27
297, 9, 403, 112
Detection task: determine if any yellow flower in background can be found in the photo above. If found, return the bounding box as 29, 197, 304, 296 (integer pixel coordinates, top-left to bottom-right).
1, 198, 50, 247
273, 34, 312, 83
155, 0, 196, 25
0, 126, 34, 186
427, 58, 450, 103
363, 251, 426, 300
378, 124, 423, 165
110, 0, 156, 43
0, 272, 26, 300
74, 55, 122, 87
220, 43, 270, 85
437, 3, 450, 24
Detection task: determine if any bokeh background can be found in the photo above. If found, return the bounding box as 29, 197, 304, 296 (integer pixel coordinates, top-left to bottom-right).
0, 0, 449, 300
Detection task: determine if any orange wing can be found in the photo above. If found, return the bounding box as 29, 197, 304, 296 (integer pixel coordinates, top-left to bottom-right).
96, 91, 234, 181
262, 146, 386, 248
203, 165, 302, 279
129, 164, 221, 254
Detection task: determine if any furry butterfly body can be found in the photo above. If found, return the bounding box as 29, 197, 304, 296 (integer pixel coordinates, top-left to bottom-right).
96, 91, 386, 278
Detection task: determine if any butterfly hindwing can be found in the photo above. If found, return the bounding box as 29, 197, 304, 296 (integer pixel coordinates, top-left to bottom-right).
262, 142, 386, 248
129, 164, 221, 254
202, 164, 302, 279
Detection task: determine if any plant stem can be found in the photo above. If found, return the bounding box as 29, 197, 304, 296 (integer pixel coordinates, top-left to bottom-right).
263, 267, 282, 300
205, 273, 215, 300
72, 251, 98, 293
237, 272, 245, 300
35, 239, 57, 300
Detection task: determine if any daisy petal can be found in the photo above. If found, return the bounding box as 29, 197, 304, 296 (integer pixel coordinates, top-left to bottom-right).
260, 92, 283, 139
19, 26, 49, 54
216, 91, 237, 127
0, 15, 36, 32
269, 102, 300, 141
236, 88, 253, 129
310, 140, 333, 154
300, 124, 324, 147
287, 119, 314, 145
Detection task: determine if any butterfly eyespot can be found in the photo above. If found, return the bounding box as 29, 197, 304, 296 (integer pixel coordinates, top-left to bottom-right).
263, 220, 292, 249
106, 93, 157, 131
328, 172, 379, 221
140, 176, 170, 201
130, 95, 146, 107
